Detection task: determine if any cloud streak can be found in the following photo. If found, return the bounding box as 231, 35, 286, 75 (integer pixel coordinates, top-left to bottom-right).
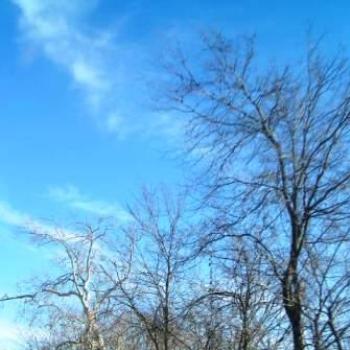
12, 0, 185, 142
12, 0, 124, 133
0, 200, 76, 240
0, 318, 24, 350
48, 185, 130, 221
0, 318, 47, 350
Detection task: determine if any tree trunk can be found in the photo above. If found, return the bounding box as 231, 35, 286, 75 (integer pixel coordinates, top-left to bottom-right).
282, 258, 304, 350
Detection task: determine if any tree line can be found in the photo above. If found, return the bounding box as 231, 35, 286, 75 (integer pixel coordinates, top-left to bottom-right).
2, 33, 350, 350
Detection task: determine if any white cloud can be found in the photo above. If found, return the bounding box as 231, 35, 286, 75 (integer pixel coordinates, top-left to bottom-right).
0, 201, 30, 227
105, 112, 124, 134
0, 201, 76, 240
11, 0, 186, 141
48, 185, 130, 221
0, 318, 46, 350
12, 0, 124, 132
0, 321, 21, 350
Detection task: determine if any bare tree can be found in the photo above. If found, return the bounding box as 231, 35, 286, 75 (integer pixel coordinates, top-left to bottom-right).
4, 32, 350, 350
1, 223, 121, 350
187, 237, 285, 350
302, 239, 350, 350
104, 188, 195, 350
162, 32, 350, 349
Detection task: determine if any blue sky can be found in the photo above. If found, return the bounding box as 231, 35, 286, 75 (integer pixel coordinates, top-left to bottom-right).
1, 0, 350, 347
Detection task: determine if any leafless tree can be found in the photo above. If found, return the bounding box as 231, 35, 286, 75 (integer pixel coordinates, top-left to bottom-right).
103, 188, 195, 350
162, 32, 350, 349
186, 237, 286, 350
4, 31, 350, 350
0, 223, 122, 350
301, 238, 350, 350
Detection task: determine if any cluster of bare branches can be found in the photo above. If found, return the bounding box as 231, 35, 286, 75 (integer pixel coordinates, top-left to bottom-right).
161, 32, 350, 349
3, 33, 350, 350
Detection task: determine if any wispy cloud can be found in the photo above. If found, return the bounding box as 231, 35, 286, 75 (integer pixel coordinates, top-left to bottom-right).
0, 318, 23, 350
48, 185, 130, 221
12, 0, 126, 134
0, 201, 76, 240
11, 0, 186, 142
0, 318, 46, 350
